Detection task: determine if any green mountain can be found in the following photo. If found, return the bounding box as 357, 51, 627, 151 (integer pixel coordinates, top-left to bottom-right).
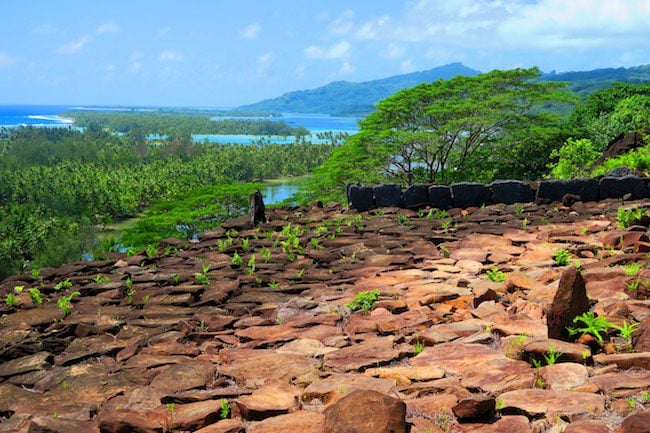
543, 64, 650, 96
239, 62, 480, 117
239, 63, 650, 117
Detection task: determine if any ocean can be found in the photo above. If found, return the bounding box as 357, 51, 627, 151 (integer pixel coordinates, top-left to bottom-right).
0, 105, 359, 141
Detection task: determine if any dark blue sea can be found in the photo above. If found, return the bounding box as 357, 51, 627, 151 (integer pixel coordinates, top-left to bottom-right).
0, 105, 74, 127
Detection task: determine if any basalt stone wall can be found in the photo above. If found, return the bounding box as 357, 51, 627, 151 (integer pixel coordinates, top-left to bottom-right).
348, 176, 649, 211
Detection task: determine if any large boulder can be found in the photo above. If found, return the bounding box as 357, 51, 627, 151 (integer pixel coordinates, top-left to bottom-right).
348, 185, 375, 212
599, 175, 647, 200
490, 180, 534, 204
401, 184, 429, 209
451, 183, 491, 209
428, 185, 453, 210
547, 267, 589, 341
374, 184, 402, 207
536, 179, 599, 203
323, 389, 407, 433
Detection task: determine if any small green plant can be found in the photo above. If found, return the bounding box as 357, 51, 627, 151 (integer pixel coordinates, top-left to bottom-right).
13, 285, 24, 294
567, 311, 614, 344
217, 239, 228, 251
54, 279, 73, 291
543, 345, 563, 365
166, 402, 175, 432
241, 238, 249, 251
486, 268, 506, 283
93, 274, 110, 284
514, 203, 523, 216
5, 293, 18, 307
621, 262, 644, 277
625, 278, 643, 291
220, 398, 230, 419
146, 244, 158, 258
439, 245, 450, 258
261, 248, 271, 262
397, 214, 410, 225
627, 396, 636, 411
521, 217, 528, 231
57, 292, 80, 314
613, 320, 639, 342
268, 280, 279, 288
31, 269, 41, 280
231, 251, 243, 266
581, 226, 588, 235
496, 398, 505, 410
441, 220, 451, 232
413, 336, 424, 355
29, 288, 43, 305
164, 246, 172, 256
346, 290, 380, 313
194, 272, 210, 285
617, 206, 646, 229
553, 249, 571, 266
641, 391, 649, 403
433, 209, 448, 219
310, 238, 324, 249
417, 209, 425, 218
246, 255, 256, 275
171, 274, 180, 285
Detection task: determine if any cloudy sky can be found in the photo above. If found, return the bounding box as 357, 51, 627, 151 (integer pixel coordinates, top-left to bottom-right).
0, 0, 648, 106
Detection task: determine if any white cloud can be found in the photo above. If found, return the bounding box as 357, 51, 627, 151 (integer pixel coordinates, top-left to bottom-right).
385, 42, 404, 59
130, 51, 143, 72
340, 61, 356, 74
55, 36, 91, 54
400, 59, 416, 73
305, 41, 351, 59
257, 51, 276, 75
0, 52, 19, 68
159, 50, 184, 61
240, 23, 262, 40
328, 10, 354, 36
33, 23, 58, 34
354, 15, 389, 40
96, 21, 120, 35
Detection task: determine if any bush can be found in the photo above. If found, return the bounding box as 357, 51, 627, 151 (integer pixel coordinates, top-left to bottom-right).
548, 138, 600, 179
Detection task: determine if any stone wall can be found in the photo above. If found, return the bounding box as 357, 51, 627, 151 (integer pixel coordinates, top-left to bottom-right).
347, 176, 650, 211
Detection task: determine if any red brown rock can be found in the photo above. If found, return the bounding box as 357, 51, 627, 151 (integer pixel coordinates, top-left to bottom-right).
323, 390, 406, 433
547, 267, 589, 341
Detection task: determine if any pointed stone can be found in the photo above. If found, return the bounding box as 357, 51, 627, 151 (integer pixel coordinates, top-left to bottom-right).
547, 267, 589, 341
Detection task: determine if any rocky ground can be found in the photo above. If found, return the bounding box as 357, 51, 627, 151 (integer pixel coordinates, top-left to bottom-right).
0, 198, 649, 433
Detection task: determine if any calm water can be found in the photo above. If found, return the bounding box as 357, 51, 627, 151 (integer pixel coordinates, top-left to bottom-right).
0, 105, 359, 142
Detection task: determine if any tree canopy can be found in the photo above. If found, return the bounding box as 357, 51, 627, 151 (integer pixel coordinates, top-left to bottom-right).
304, 67, 574, 202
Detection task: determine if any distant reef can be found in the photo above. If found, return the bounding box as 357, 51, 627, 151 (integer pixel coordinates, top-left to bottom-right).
239, 63, 650, 117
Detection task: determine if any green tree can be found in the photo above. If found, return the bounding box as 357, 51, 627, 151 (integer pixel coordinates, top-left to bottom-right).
548, 138, 600, 179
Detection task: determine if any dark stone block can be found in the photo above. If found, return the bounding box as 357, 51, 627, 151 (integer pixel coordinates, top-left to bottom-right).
345, 183, 359, 205
401, 184, 429, 209
451, 182, 491, 209
428, 185, 453, 210
489, 180, 534, 205
599, 175, 647, 200
374, 184, 402, 207
536, 179, 599, 203
348, 185, 375, 211
547, 267, 589, 341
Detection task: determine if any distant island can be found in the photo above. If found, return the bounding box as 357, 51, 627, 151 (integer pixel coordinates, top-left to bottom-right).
240, 63, 650, 117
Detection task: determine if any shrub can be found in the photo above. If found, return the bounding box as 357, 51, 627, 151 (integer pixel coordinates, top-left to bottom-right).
346, 290, 380, 313
548, 138, 600, 179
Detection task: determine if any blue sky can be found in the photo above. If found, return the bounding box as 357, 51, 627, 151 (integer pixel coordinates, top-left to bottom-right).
0, 0, 648, 106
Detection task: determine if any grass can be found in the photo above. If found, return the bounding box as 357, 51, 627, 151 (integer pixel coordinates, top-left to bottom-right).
567, 311, 614, 344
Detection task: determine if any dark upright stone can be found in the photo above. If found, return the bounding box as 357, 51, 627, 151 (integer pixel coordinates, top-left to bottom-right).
490, 180, 534, 204
599, 175, 647, 200
401, 184, 429, 209
249, 191, 266, 226
451, 182, 491, 209
547, 267, 589, 341
374, 184, 402, 207
348, 185, 375, 211
428, 185, 453, 210
536, 179, 599, 203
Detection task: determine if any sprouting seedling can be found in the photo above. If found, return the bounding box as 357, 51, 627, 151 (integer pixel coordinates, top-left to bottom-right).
194, 272, 210, 285
171, 274, 180, 285
543, 345, 563, 365
613, 320, 639, 343
29, 288, 43, 305
521, 217, 528, 230
93, 274, 110, 284
397, 214, 410, 225
231, 252, 243, 266
346, 290, 380, 313
54, 279, 72, 291
311, 238, 324, 250
31, 269, 41, 280
553, 249, 571, 266
202, 264, 210, 274
13, 285, 24, 294
486, 268, 506, 282
220, 399, 230, 419
241, 238, 249, 251
296, 269, 304, 279
514, 203, 523, 216
166, 403, 175, 432
617, 206, 646, 229
217, 239, 228, 251
625, 278, 642, 291
247, 255, 256, 275
5, 293, 18, 307
413, 336, 424, 355
567, 311, 614, 344
261, 248, 271, 262
268, 280, 279, 288
621, 262, 643, 277
441, 220, 451, 232
439, 245, 450, 258
146, 244, 158, 258
57, 292, 80, 314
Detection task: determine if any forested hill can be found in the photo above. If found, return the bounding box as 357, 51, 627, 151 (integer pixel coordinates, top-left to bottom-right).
239, 62, 480, 117
240, 63, 650, 117
544, 64, 650, 96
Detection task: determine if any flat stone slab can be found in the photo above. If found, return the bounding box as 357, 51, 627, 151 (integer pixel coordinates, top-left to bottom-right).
0, 352, 51, 378
498, 389, 606, 417
323, 336, 404, 371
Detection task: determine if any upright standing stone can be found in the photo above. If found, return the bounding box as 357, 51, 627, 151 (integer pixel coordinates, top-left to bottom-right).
428, 185, 453, 210
451, 182, 491, 209
490, 180, 534, 204
323, 390, 406, 433
250, 191, 266, 226
547, 267, 589, 341
374, 184, 402, 207
401, 184, 429, 209
348, 185, 375, 211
